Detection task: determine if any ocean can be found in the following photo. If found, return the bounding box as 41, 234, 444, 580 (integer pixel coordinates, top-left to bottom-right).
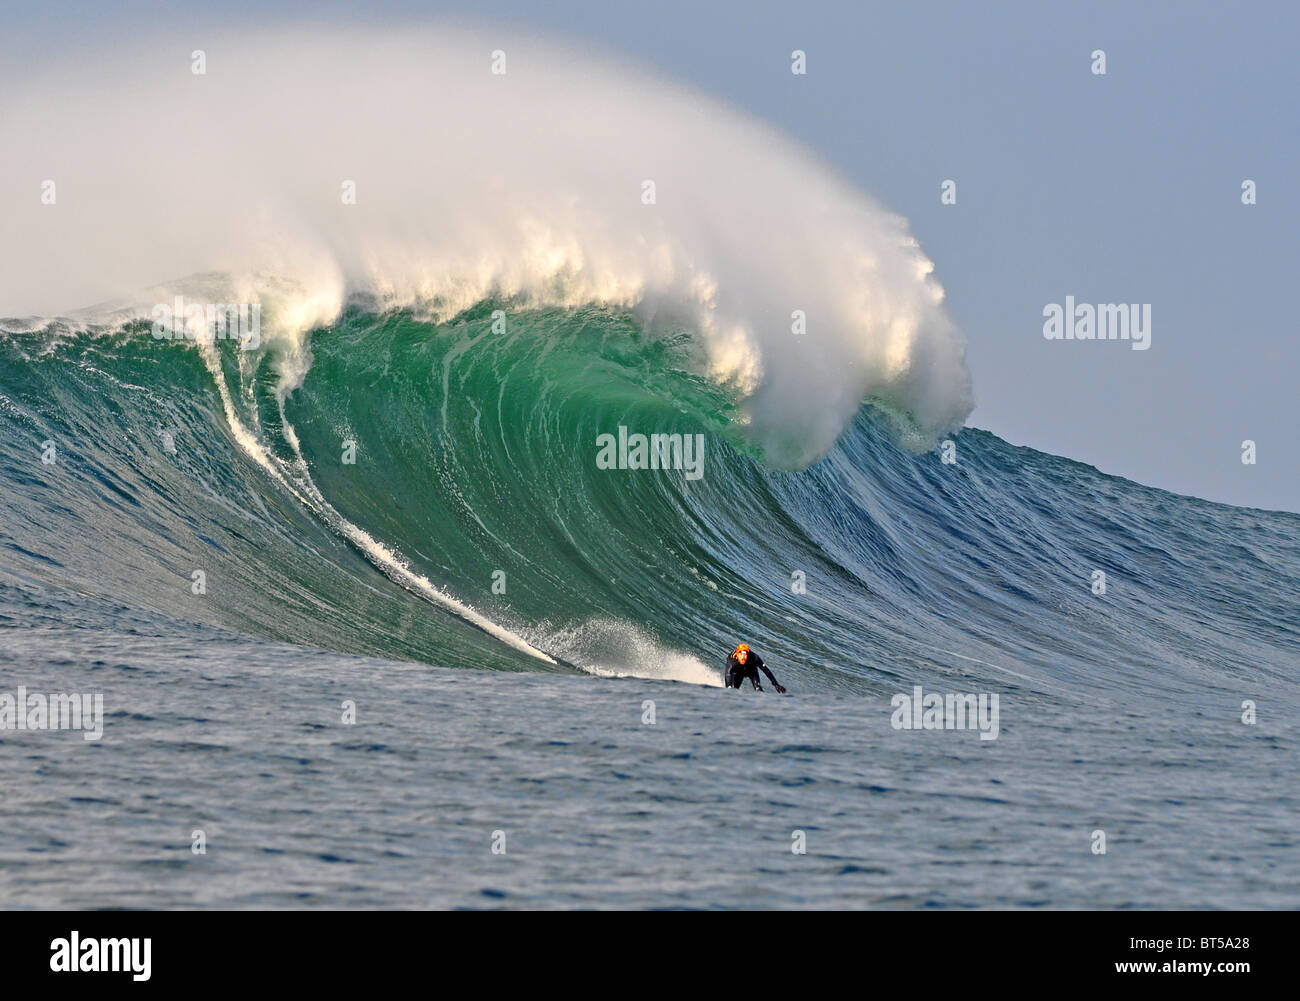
1, 24, 1297, 910
2, 306, 1297, 909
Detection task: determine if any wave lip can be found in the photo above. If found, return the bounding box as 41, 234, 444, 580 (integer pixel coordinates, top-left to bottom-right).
0, 23, 972, 465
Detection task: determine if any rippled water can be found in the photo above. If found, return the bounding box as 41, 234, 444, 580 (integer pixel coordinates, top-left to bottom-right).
3, 594, 1295, 909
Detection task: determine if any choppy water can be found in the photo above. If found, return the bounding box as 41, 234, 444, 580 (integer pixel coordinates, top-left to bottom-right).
2, 590, 1296, 909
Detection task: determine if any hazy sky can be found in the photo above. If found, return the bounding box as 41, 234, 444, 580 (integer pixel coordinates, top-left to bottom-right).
4, 1, 1296, 512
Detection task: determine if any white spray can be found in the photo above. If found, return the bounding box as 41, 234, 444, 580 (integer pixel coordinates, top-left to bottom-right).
0, 22, 972, 466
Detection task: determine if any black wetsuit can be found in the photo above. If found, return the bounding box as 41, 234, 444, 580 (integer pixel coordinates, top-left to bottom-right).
725, 650, 780, 690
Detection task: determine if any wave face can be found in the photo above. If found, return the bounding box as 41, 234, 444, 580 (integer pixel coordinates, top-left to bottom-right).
1, 25, 1297, 703
2, 307, 1298, 704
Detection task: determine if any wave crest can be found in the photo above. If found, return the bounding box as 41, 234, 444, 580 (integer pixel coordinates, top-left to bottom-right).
0, 24, 972, 465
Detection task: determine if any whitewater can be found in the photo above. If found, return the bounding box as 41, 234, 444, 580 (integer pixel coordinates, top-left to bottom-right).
1, 25, 1298, 909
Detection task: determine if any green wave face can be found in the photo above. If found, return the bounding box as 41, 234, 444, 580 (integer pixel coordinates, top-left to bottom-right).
283, 305, 744, 639
2, 306, 1299, 701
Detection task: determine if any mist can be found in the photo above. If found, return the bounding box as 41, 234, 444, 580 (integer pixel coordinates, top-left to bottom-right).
0, 23, 973, 465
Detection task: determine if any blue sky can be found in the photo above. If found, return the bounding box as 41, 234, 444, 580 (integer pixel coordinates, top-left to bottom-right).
4, 0, 1297, 511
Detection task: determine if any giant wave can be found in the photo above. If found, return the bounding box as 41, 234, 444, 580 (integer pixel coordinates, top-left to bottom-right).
2, 26, 1297, 702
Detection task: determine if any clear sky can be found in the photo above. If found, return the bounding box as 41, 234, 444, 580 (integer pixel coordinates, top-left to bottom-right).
4, 0, 1296, 512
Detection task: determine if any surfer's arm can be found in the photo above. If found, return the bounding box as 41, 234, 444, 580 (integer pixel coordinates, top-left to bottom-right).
757, 659, 787, 694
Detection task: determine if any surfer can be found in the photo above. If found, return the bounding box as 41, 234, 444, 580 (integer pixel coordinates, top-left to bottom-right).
724, 643, 786, 693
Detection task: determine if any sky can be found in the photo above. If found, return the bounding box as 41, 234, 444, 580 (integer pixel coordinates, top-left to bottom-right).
3, 0, 1296, 512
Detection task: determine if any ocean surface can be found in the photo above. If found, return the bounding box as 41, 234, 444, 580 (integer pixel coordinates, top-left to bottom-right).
2, 307, 1298, 909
